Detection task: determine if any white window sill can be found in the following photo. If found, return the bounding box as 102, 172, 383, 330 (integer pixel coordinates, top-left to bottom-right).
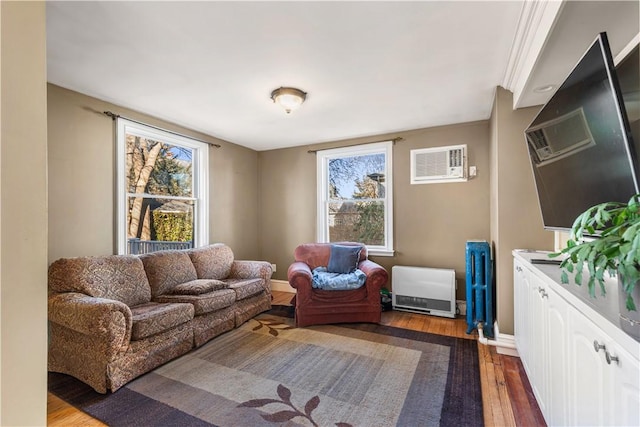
368, 249, 395, 257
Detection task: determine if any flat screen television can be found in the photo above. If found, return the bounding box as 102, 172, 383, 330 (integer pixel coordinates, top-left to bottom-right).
525, 32, 639, 231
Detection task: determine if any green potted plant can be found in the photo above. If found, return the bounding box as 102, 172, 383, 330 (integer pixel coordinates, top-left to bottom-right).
551, 194, 640, 339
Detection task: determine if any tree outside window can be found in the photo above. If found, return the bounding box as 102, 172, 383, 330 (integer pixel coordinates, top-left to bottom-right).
117, 120, 208, 254
317, 142, 393, 256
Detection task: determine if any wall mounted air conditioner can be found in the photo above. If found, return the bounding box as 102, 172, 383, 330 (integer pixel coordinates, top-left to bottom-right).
392, 266, 456, 318
410, 144, 467, 184
525, 107, 595, 167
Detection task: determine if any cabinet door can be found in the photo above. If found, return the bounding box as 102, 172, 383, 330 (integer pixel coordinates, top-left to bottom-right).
513, 260, 530, 367
610, 343, 640, 427
545, 286, 568, 426
566, 305, 611, 426
528, 273, 549, 415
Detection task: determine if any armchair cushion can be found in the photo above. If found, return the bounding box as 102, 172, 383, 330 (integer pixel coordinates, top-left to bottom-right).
327, 244, 362, 274
312, 267, 366, 290
166, 279, 226, 295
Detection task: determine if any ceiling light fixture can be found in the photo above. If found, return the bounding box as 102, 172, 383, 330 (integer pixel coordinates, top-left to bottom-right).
270, 87, 307, 114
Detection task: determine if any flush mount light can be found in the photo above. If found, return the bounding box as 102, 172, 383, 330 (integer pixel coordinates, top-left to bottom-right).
270, 87, 307, 114
533, 84, 556, 93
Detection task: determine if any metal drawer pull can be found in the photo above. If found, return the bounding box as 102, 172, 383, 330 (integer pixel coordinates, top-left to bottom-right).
593, 340, 606, 353
605, 351, 619, 365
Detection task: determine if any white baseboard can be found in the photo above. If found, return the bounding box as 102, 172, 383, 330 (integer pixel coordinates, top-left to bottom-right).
494, 322, 519, 357
271, 279, 296, 293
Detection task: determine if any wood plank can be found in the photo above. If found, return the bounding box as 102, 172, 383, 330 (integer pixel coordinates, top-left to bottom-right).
501, 354, 547, 427
47, 393, 106, 427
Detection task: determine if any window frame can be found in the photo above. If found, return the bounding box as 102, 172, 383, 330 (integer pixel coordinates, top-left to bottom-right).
116, 119, 209, 254
316, 141, 394, 256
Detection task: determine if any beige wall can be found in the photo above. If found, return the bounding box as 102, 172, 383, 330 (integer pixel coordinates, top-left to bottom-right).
489, 86, 554, 335
259, 121, 491, 300
1, 2, 48, 425
47, 84, 260, 262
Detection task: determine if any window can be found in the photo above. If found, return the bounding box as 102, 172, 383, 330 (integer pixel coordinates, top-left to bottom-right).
317, 141, 393, 256
117, 119, 209, 254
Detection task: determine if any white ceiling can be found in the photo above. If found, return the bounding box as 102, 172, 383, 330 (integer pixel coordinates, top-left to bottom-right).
46, 1, 639, 151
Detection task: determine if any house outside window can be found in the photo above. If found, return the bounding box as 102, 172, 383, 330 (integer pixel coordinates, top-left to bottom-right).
116, 119, 209, 254
317, 141, 394, 256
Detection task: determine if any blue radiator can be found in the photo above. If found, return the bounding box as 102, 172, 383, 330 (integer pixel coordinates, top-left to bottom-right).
465, 240, 494, 338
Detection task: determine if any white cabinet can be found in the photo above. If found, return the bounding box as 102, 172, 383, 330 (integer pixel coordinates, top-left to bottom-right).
566, 305, 611, 426
611, 343, 640, 427
513, 251, 640, 427
545, 283, 569, 425
513, 261, 531, 374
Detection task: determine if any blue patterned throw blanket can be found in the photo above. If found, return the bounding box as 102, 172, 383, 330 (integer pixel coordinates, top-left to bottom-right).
311, 266, 366, 290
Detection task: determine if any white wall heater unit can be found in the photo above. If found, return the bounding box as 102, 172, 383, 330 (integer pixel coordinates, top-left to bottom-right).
392, 266, 456, 318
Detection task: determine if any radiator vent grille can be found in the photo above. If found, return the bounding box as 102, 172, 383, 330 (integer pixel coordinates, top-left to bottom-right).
411, 144, 467, 184
395, 295, 452, 312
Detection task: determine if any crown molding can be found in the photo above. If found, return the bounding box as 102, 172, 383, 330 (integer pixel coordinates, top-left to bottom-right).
501, 0, 565, 108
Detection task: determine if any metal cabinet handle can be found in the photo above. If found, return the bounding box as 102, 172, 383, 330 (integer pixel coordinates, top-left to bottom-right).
593, 340, 606, 353
516, 266, 522, 272
537, 287, 549, 298
605, 351, 619, 365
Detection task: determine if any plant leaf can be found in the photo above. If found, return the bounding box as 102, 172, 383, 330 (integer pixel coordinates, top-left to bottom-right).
626, 294, 637, 311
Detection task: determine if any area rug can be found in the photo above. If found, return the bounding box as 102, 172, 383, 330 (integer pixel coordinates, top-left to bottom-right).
49, 306, 483, 426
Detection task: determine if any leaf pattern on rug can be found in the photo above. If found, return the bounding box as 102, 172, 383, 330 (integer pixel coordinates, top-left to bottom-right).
238, 383, 353, 427
251, 318, 294, 337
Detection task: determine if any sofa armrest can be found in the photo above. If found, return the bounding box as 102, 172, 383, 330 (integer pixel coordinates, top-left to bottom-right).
287, 261, 312, 290
358, 259, 389, 303
230, 260, 273, 280
230, 260, 273, 293
48, 292, 132, 354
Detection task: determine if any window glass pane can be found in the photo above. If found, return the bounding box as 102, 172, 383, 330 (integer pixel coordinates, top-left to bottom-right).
328, 153, 386, 200
328, 200, 385, 246
126, 196, 194, 254
126, 134, 193, 197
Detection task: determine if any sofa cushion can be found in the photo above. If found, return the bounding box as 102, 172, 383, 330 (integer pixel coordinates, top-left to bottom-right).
48, 255, 151, 307
140, 251, 198, 297
225, 278, 265, 301
130, 302, 194, 341
327, 244, 362, 274
154, 289, 237, 316
187, 244, 234, 280
167, 279, 227, 295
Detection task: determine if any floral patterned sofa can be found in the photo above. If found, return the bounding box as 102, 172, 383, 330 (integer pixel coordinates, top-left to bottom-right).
48, 243, 272, 393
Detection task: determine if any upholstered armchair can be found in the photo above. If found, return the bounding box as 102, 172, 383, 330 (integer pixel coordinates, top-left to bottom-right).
287, 242, 388, 327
